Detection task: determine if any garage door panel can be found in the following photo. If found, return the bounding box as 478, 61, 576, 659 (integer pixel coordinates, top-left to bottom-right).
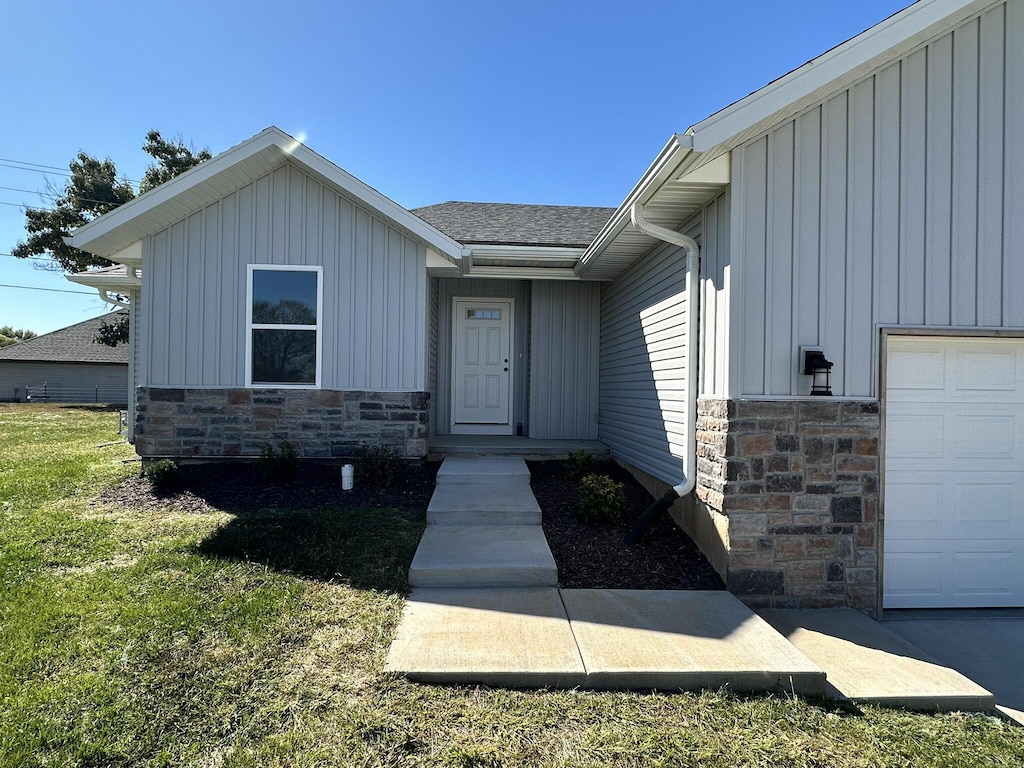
888, 347, 946, 390
956, 346, 1017, 391
884, 480, 943, 533
952, 550, 1018, 600
885, 541, 1023, 608
884, 549, 945, 607
886, 413, 944, 458
955, 414, 1015, 459
884, 336, 1024, 608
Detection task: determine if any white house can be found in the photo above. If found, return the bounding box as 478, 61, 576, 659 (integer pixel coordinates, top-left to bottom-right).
68, 0, 1024, 616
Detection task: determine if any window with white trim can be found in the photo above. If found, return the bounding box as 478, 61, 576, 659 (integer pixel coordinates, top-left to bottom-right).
246, 265, 323, 386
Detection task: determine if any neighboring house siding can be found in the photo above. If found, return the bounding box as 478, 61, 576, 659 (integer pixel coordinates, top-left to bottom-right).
730, 1, 1024, 397
600, 215, 703, 484
143, 161, 428, 391
529, 281, 600, 439
0, 361, 128, 403
435, 278, 530, 435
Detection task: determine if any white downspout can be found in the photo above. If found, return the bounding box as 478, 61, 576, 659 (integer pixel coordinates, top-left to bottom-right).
624, 202, 701, 542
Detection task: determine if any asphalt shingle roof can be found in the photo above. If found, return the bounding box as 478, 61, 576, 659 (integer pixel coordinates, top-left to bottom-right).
0, 312, 129, 364
411, 201, 616, 248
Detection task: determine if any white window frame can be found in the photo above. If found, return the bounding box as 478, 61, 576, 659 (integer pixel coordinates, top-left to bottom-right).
245, 264, 324, 388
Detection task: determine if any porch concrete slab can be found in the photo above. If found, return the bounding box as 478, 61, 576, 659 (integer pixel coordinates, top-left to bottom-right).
436, 456, 531, 485
429, 436, 610, 461
409, 525, 557, 588
760, 608, 996, 712
427, 482, 541, 526
562, 590, 826, 694
385, 588, 587, 688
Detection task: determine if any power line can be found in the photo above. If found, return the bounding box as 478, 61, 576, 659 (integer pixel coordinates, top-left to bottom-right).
0, 282, 96, 296
0, 184, 58, 198
0, 252, 54, 263
0, 161, 71, 178
0, 160, 141, 186
0, 157, 72, 172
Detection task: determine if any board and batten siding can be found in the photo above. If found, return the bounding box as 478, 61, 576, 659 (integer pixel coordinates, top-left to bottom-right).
0, 361, 128, 403
434, 278, 530, 435
529, 281, 600, 439
142, 161, 428, 391
600, 214, 705, 485
730, 1, 1024, 398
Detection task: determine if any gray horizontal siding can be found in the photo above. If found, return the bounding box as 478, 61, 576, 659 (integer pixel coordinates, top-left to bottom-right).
529, 281, 600, 439
435, 278, 530, 435
143, 161, 427, 391
0, 361, 128, 403
600, 216, 703, 484
731, 1, 1024, 398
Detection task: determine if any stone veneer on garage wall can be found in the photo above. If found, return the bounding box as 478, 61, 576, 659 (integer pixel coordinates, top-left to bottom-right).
696, 397, 880, 616
134, 387, 429, 460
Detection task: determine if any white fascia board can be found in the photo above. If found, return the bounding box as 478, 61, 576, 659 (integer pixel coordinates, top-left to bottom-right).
66, 271, 141, 292
70, 127, 288, 253
70, 126, 464, 262
574, 134, 694, 278
690, 0, 997, 152
466, 244, 587, 261
465, 266, 585, 281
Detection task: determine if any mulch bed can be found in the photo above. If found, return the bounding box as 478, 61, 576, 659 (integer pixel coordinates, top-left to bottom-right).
99, 461, 440, 517
529, 461, 724, 591
99, 457, 723, 590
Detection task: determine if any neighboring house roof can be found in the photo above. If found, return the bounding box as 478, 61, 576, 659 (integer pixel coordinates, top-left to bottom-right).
412, 202, 617, 248
0, 313, 129, 364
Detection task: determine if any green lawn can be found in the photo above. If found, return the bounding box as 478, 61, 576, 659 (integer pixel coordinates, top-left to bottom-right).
1, 403, 1021, 767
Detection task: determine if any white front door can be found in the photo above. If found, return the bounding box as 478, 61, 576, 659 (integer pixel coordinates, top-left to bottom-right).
452, 298, 513, 434
884, 335, 1024, 608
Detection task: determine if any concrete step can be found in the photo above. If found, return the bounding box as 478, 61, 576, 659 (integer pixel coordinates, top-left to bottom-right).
408, 525, 558, 588
436, 457, 531, 486
426, 483, 542, 526
760, 608, 997, 712
386, 588, 826, 694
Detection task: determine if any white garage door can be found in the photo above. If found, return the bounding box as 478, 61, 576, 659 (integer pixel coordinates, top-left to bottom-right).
884, 336, 1024, 609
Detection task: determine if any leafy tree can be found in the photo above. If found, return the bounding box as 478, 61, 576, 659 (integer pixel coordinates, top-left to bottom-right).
11, 130, 210, 273
10, 131, 211, 346
94, 313, 130, 347
139, 130, 212, 193
0, 326, 37, 348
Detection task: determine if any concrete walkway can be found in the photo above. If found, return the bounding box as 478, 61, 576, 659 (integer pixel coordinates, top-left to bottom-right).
388, 457, 825, 694
387, 457, 1004, 712
760, 609, 996, 713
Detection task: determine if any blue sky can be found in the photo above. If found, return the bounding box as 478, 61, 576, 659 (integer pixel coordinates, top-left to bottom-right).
1, 0, 910, 335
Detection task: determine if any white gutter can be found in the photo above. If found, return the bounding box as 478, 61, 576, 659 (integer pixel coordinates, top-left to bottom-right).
624, 202, 700, 543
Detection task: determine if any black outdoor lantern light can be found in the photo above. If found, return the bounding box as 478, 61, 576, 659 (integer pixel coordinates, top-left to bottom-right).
802, 348, 834, 396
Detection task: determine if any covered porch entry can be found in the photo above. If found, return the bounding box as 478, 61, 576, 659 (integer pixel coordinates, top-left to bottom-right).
428, 277, 602, 445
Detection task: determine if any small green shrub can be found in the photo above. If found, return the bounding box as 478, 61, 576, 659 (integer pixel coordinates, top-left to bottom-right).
259, 440, 299, 485
356, 444, 403, 487
143, 459, 178, 492
578, 473, 626, 523
565, 449, 595, 480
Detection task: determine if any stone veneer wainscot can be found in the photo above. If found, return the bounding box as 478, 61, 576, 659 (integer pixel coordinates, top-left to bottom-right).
134, 387, 429, 460
696, 397, 880, 616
